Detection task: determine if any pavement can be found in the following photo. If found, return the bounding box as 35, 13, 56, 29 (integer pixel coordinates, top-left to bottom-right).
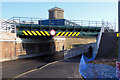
79, 54, 117, 79
1, 55, 83, 79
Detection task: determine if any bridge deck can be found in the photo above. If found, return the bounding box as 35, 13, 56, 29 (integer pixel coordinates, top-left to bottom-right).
17, 24, 101, 31
16, 24, 101, 37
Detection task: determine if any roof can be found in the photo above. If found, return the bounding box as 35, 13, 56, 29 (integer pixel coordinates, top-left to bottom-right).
48, 6, 64, 11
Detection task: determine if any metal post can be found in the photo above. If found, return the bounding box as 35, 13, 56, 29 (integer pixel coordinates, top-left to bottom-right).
14, 17, 17, 56
88, 21, 90, 31
118, 0, 120, 61
31, 18, 32, 29
49, 19, 50, 30
19, 17, 20, 24
116, 1, 120, 79
40, 19, 41, 30
96, 21, 97, 27
74, 20, 75, 31
88, 21, 90, 27
114, 19, 116, 32
81, 21, 83, 26
31, 18, 32, 24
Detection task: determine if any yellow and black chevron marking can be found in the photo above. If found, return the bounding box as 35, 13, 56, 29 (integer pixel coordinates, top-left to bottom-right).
117, 33, 120, 37
22, 31, 80, 36
56, 32, 80, 36
22, 31, 50, 36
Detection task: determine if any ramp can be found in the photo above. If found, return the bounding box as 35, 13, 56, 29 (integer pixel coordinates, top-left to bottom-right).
96, 32, 118, 59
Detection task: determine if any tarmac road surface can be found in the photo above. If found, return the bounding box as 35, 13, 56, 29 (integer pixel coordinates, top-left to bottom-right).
2, 55, 83, 79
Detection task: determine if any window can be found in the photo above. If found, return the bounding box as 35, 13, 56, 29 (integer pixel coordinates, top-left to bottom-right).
57, 11, 62, 18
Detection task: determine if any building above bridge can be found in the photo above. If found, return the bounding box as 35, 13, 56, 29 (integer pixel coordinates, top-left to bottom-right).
48, 6, 64, 19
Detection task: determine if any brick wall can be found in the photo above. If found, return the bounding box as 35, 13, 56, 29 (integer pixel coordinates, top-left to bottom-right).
54, 36, 96, 51
0, 32, 96, 61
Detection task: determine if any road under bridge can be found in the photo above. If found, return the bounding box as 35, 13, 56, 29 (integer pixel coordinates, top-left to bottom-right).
2, 55, 83, 79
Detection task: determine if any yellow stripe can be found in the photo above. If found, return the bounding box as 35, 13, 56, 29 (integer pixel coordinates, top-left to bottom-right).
64, 32, 69, 36
60, 32, 65, 36
72, 32, 77, 36
31, 31, 37, 36
27, 31, 33, 36
56, 32, 62, 36
36, 31, 41, 36
12, 60, 59, 79
117, 33, 120, 37
23, 31, 28, 36
44, 31, 50, 36
13, 69, 37, 78
76, 32, 80, 36
40, 31, 46, 36
68, 32, 73, 36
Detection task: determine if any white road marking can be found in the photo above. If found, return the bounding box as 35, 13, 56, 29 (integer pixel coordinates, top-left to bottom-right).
13, 60, 62, 78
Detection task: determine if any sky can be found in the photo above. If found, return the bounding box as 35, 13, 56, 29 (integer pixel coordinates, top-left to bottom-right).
1, 2, 118, 31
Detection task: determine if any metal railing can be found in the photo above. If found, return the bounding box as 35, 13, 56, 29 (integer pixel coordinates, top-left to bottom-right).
0, 17, 115, 32
93, 20, 105, 57
104, 21, 115, 31
66, 20, 102, 27
1, 17, 45, 32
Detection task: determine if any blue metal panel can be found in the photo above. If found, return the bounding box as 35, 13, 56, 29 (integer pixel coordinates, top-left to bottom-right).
38, 19, 65, 26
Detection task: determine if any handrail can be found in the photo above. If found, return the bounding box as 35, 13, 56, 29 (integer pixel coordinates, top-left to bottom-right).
0, 17, 115, 32
95, 21, 105, 55
104, 21, 115, 31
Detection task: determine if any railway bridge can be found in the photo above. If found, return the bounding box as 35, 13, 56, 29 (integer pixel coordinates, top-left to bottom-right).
0, 6, 118, 79
0, 17, 115, 61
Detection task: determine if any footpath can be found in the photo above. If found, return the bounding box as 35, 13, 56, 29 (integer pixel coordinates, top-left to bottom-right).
79, 52, 117, 79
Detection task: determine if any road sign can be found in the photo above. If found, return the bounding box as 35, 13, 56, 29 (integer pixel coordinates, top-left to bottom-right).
50, 29, 56, 36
